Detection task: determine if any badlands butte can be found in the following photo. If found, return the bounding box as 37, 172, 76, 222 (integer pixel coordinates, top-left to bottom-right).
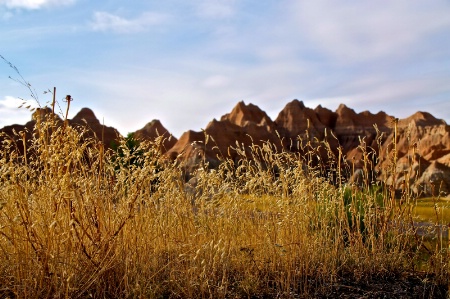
2, 99, 450, 198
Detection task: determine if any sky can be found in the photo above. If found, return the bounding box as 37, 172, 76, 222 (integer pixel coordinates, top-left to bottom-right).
1, 0, 450, 138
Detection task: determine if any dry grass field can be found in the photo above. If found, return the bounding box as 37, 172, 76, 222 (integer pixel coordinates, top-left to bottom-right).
0, 103, 448, 298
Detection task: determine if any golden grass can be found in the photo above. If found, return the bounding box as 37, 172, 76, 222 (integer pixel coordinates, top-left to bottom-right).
0, 104, 448, 298
413, 198, 450, 223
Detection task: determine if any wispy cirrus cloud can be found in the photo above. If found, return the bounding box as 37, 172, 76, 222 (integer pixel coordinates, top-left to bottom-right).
90, 11, 169, 33
0, 0, 75, 10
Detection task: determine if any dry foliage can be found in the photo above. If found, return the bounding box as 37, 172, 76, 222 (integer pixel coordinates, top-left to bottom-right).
0, 103, 448, 298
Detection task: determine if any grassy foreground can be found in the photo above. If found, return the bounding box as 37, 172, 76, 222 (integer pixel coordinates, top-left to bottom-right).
0, 109, 448, 298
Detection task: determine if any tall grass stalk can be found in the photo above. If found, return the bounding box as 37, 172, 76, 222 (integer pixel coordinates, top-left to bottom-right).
0, 100, 448, 298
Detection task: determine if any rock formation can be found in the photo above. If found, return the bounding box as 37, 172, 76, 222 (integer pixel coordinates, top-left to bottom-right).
1, 100, 449, 197
166, 101, 281, 177
69, 107, 119, 149
0, 107, 60, 154
134, 119, 178, 153
377, 111, 450, 197
168, 99, 450, 197
221, 101, 275, 129
0, 107, 121, 153
275, 99, 326, 141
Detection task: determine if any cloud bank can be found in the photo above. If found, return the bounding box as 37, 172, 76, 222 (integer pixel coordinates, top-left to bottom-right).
90, 11, 169, 33
0, 96, 37, 127
0, 0, 75, 10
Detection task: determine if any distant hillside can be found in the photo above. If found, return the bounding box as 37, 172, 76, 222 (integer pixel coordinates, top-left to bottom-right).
166, 100, 450, 198
1, 100, 449, 197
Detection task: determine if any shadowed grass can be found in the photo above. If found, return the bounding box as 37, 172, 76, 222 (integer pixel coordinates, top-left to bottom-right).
0, 99, 448, 298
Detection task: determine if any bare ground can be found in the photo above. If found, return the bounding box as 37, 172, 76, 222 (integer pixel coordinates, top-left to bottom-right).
314, 273, 448, 299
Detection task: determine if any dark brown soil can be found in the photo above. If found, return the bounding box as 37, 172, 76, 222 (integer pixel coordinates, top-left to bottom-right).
314, 273, 448, 299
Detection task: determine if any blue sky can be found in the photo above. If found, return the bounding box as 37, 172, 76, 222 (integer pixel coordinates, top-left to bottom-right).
1, 0, 450, 137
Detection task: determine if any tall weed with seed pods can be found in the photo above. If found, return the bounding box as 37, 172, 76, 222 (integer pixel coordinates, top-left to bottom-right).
0, 94, 447, 298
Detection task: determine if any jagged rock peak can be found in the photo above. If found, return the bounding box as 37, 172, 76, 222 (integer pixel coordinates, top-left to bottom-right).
133, 119, 178, 152
205, 118, 220, 129
275, 100, 309, 118
335, 103, 358, 129
336, 103, 357, 115
358, 110, 392, 128
221, 100, 273, 127
72, 107, 100, 124
134, 119, 168, 138
275, 99, 327, 137
139, 119, 164, 133
286, 99, 306, 109
399, 111, 447, 127
145, 119, 162, 127
334, 104, 393, 132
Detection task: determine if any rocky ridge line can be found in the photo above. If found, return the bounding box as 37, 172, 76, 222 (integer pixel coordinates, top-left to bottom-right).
1, 100, 449, 197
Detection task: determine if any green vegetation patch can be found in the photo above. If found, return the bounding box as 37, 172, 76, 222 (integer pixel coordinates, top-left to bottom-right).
413, 197, 450, 224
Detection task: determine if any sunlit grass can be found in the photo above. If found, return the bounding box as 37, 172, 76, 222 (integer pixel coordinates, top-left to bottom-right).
0, 99, 448, 298
413, 197, 450, 223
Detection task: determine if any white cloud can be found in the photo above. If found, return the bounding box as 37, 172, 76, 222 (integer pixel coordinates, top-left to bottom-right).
0, 0, 75, 10
0, 96, 37, 127
0, 95, 23, 109
90, 11, 169, 33
0, 96, 39, 111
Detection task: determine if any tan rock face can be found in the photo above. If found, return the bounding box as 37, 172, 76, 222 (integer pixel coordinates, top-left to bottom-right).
398, 111, 447, 128
333, 104, 392, 154
377, 113, 450, 197
2, 101, 449, 197
274, 101, 392, 154
414, 161, 450, 197
71, 107, 100, 125
166, 102, 281, 176
134, 119, 178, 153
334, 104, 392, 134
314, 105, 337, 128
168, 99, 450, 195
69, 108, 119, 149
334, 104, 360, 135
275, 99, 326, 139
221, 101, 274, 128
